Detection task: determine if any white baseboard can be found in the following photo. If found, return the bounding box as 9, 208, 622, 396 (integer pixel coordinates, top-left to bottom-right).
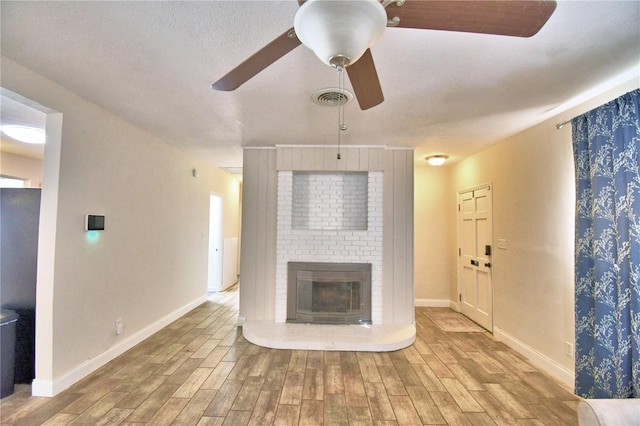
415, 298, 451, 307
493, 326, 575, 389
32, 295, 208, 397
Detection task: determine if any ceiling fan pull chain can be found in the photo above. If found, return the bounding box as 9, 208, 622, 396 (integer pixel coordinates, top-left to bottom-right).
337, 66, 343, 160
340, 67, 347, 133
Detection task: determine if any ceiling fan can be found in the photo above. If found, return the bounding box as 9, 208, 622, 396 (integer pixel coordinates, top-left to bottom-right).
211, 0, 557, 110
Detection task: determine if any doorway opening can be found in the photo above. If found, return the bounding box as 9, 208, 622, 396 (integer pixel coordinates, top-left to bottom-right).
1, 88, 62, 396
208, 193, 223, 292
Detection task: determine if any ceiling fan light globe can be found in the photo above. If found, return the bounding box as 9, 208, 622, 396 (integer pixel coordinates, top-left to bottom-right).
294, 0, 387, 68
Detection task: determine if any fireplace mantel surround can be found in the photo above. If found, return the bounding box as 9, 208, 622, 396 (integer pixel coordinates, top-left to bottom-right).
239, 146, 415, 351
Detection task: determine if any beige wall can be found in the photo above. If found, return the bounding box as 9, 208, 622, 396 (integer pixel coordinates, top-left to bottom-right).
413, 74, 639, 385
449, 119, 576, 372
414, 164, 452, 303
1, 151, 43, 187
1, 57, 241, 395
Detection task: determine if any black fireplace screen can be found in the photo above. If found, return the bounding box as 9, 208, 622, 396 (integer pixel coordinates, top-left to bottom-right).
287, 262, 371, 324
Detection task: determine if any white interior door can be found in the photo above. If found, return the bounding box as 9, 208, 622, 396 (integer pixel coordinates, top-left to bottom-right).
458, 185, 493, 331
208, 193, 223, 292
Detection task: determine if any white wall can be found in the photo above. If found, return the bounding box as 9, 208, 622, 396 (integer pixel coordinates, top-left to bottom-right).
1, 57, 240, 395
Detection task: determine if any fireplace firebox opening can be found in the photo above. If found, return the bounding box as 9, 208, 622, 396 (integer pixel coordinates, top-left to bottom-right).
287, 262, 372, 324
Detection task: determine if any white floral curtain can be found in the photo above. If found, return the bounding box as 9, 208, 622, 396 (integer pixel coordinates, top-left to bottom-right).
573, 88, 640, 398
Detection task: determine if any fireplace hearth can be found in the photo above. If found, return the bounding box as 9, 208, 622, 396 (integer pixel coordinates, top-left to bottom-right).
287, 262, 372, 324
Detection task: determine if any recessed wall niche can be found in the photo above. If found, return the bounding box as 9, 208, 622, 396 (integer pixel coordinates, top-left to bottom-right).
292, 171, 368, 231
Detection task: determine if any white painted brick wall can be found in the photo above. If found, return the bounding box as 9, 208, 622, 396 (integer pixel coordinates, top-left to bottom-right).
292, 172, 368, 230
276, 171, 383, 323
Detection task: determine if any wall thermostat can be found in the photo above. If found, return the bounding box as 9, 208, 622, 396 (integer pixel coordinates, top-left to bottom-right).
85, 215, 105, 231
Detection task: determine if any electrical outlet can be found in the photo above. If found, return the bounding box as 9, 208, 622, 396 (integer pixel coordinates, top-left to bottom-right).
115, 319, 123, 336
565, 341, 574, 357
497, 239, 507, 250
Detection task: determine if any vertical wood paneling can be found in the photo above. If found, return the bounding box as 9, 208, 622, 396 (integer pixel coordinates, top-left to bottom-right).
381, 149, 415, 325
393, 151, 408, 325
239, 151, 259, 319
405, 151, 415, 324
358, 149, 368, 171
282, 148, 382, 172
382, 151, 395, 324
323, 148, 338, 170
290, 148, 302, 170
369, 149, 380, 171
255, 151, 269, 320
277, 148, 293, 171
298, 149, 314, 170
264, 151, 278, 320
314, 148, 326, 170
240, 149, 277, 321
343, 149, 359, 171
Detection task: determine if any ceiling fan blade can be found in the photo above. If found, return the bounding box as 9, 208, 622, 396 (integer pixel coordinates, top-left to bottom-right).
386, 0, 557, 37
212, 28, 301, 91
346, 49, 384, 110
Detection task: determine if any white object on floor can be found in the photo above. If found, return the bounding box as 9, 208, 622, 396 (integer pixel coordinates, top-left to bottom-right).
577, 399, 640, 425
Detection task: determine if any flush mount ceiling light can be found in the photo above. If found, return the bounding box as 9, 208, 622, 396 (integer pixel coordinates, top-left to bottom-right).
426, 155, 449, 166
1, 125, 46, 144
294, 0, 387, 69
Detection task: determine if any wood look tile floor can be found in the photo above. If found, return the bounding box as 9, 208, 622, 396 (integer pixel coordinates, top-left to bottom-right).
1, 286, 579, 425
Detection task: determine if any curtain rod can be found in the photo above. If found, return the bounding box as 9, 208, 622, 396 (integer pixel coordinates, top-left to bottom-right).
555, 119, 572, 130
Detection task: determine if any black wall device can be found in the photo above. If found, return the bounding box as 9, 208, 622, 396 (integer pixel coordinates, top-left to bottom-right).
85, 215, 105, 231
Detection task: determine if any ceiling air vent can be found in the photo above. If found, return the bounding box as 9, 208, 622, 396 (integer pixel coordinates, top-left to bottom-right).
312, 88, 353, 107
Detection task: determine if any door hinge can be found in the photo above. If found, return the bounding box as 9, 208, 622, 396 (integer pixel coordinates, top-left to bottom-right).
458, 248, 461, 256
459, 294, 462, 302
458, 204, 460, 211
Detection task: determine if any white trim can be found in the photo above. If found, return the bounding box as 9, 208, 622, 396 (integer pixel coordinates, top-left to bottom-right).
384, 146, 414, 151
31, 295, 208, 397
275, 144, 386, 149
249, 145, 414, 151
415, 298, 451, 307
537, 65, 640, 125
493, 326, 575, 389
242, 146, 276, 150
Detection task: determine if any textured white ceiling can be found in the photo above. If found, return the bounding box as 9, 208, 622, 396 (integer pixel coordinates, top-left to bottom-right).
1, 1, 639, 167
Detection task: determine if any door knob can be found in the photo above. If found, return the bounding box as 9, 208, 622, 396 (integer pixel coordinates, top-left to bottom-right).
484, 262, 491, 268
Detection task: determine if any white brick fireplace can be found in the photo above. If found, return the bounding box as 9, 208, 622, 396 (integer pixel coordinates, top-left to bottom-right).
239, 146, 415, 351
275, 171, 383, 323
